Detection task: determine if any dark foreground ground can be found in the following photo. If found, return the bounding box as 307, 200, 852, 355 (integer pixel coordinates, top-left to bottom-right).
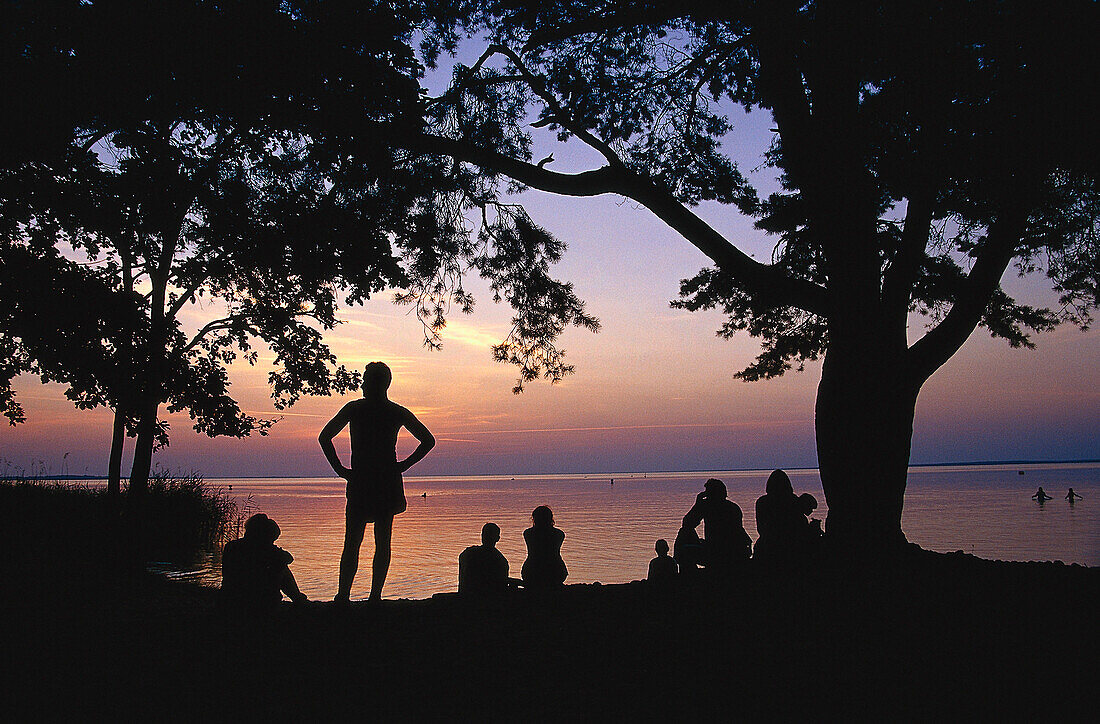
1, 548, 1095, 721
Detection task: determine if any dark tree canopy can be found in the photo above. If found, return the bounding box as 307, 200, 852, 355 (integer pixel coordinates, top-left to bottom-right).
410, 1, 1099, 379
400, 0, 1099, 544
3, 1, 1097, 543
0, 0, 457, 492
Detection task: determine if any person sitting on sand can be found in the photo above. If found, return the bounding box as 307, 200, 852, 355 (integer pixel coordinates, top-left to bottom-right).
221, 513, 307, 611
319, 361, 435, 605
1032, 487, 1052, 503
522, 505, 568, 591
682, 478, 752, 573
754, 470, 809, 564
1065, 488, 1082, 503
673, 523, 704, 573
798, 492, 824, 544
459, 523, 513, 596
647, 538, 678, 583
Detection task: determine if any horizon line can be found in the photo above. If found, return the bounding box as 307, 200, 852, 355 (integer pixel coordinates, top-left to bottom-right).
12, 458, 1100, 481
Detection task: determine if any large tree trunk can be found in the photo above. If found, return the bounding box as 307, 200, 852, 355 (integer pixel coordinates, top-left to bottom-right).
815, 340, 918, 552
127, 396, 160, 501
106, 407, 126, 498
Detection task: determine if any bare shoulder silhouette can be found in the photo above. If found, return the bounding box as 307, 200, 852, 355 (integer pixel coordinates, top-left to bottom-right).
318, 361, 434, 604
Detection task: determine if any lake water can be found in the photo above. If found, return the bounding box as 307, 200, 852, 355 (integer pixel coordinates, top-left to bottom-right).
167, 463, 1099, 600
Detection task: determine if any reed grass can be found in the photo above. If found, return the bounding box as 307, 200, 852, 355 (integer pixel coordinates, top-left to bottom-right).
0, 467, 241, 575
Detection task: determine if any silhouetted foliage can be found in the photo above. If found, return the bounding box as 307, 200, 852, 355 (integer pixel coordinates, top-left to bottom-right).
1, 1, 601, 502
4, 2, 1097, 548
0, 1, 447, 496
0, 242, 146, 426
400, 0, 1100, 546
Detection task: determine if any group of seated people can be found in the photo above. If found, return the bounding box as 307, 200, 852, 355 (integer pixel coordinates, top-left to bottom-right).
459, 469, 823, 594
458, 504, 568, 596
220, 469, 822, 608
221, 503, 572, 608
648, 470, 823, 582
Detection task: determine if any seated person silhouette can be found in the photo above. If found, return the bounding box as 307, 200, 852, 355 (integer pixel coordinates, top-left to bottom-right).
221, 513, 307, 611
521, 505, 568, 591
674, 524, 705, 573
459, 523, 513, 596
1032, 486, 1052, 503
798, 492, 824, 543
647, 538, 678, 582
682, 478, 752, 573
1065, 488, 1082, 503
754, 469, 811, 564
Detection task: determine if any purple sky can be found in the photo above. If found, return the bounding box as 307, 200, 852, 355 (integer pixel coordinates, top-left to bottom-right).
4, 100, 1098, 479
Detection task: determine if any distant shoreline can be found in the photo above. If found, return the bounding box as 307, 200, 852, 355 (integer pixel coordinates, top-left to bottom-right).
17, 458, 1099, 481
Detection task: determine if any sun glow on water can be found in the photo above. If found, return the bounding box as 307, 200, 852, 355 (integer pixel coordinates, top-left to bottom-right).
177, 463, 1099, 601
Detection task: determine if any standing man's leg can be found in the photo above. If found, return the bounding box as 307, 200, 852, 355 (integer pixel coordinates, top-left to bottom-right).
338, 516, 367, 601
369, 514, 394, 602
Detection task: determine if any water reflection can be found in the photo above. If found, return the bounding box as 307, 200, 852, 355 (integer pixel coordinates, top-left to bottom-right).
177, 464, 1097, 600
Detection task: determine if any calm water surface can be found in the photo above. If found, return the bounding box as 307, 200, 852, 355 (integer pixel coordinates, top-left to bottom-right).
172, 463, 1098, 600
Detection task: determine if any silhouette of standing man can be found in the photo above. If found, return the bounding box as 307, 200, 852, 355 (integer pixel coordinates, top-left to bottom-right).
319, 362, 435, 604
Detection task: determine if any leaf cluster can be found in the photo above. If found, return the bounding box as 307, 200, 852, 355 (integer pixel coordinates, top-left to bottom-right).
1, 0, 453, 438
431, 0, 1099, 380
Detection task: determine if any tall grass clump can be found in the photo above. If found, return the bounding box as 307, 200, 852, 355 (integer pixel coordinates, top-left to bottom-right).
141, 469, 240, 562
0, 476, 120, 593
0, 468, 240, 581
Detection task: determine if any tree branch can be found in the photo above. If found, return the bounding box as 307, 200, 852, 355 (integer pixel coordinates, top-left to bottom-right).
413, 134, 625, 196
621, 171, 828, 315
182, 317, 244, 353
751, 8, 817, 200
489, 44, 624, 167
425, 46, 500, 108
166, 276, 208, 320
882, 191, 934, 318
412, 134, 828, 315
907, 205, 1029, 383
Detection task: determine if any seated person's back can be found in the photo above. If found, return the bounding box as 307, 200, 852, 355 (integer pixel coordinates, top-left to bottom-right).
755, 470, 809, 562
221, 514, 300, 610
674, 524, 704, 572
459, 523, 510, 595
521, 506, 568, 590
648, 539, 678, 582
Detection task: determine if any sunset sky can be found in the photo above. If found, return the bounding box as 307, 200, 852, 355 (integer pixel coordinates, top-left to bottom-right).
3, 105, 1098, 479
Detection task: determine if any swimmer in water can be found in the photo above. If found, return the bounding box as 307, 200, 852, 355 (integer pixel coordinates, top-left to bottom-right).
1032, 486, 1052, 503
1065, 488, 1082, 503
